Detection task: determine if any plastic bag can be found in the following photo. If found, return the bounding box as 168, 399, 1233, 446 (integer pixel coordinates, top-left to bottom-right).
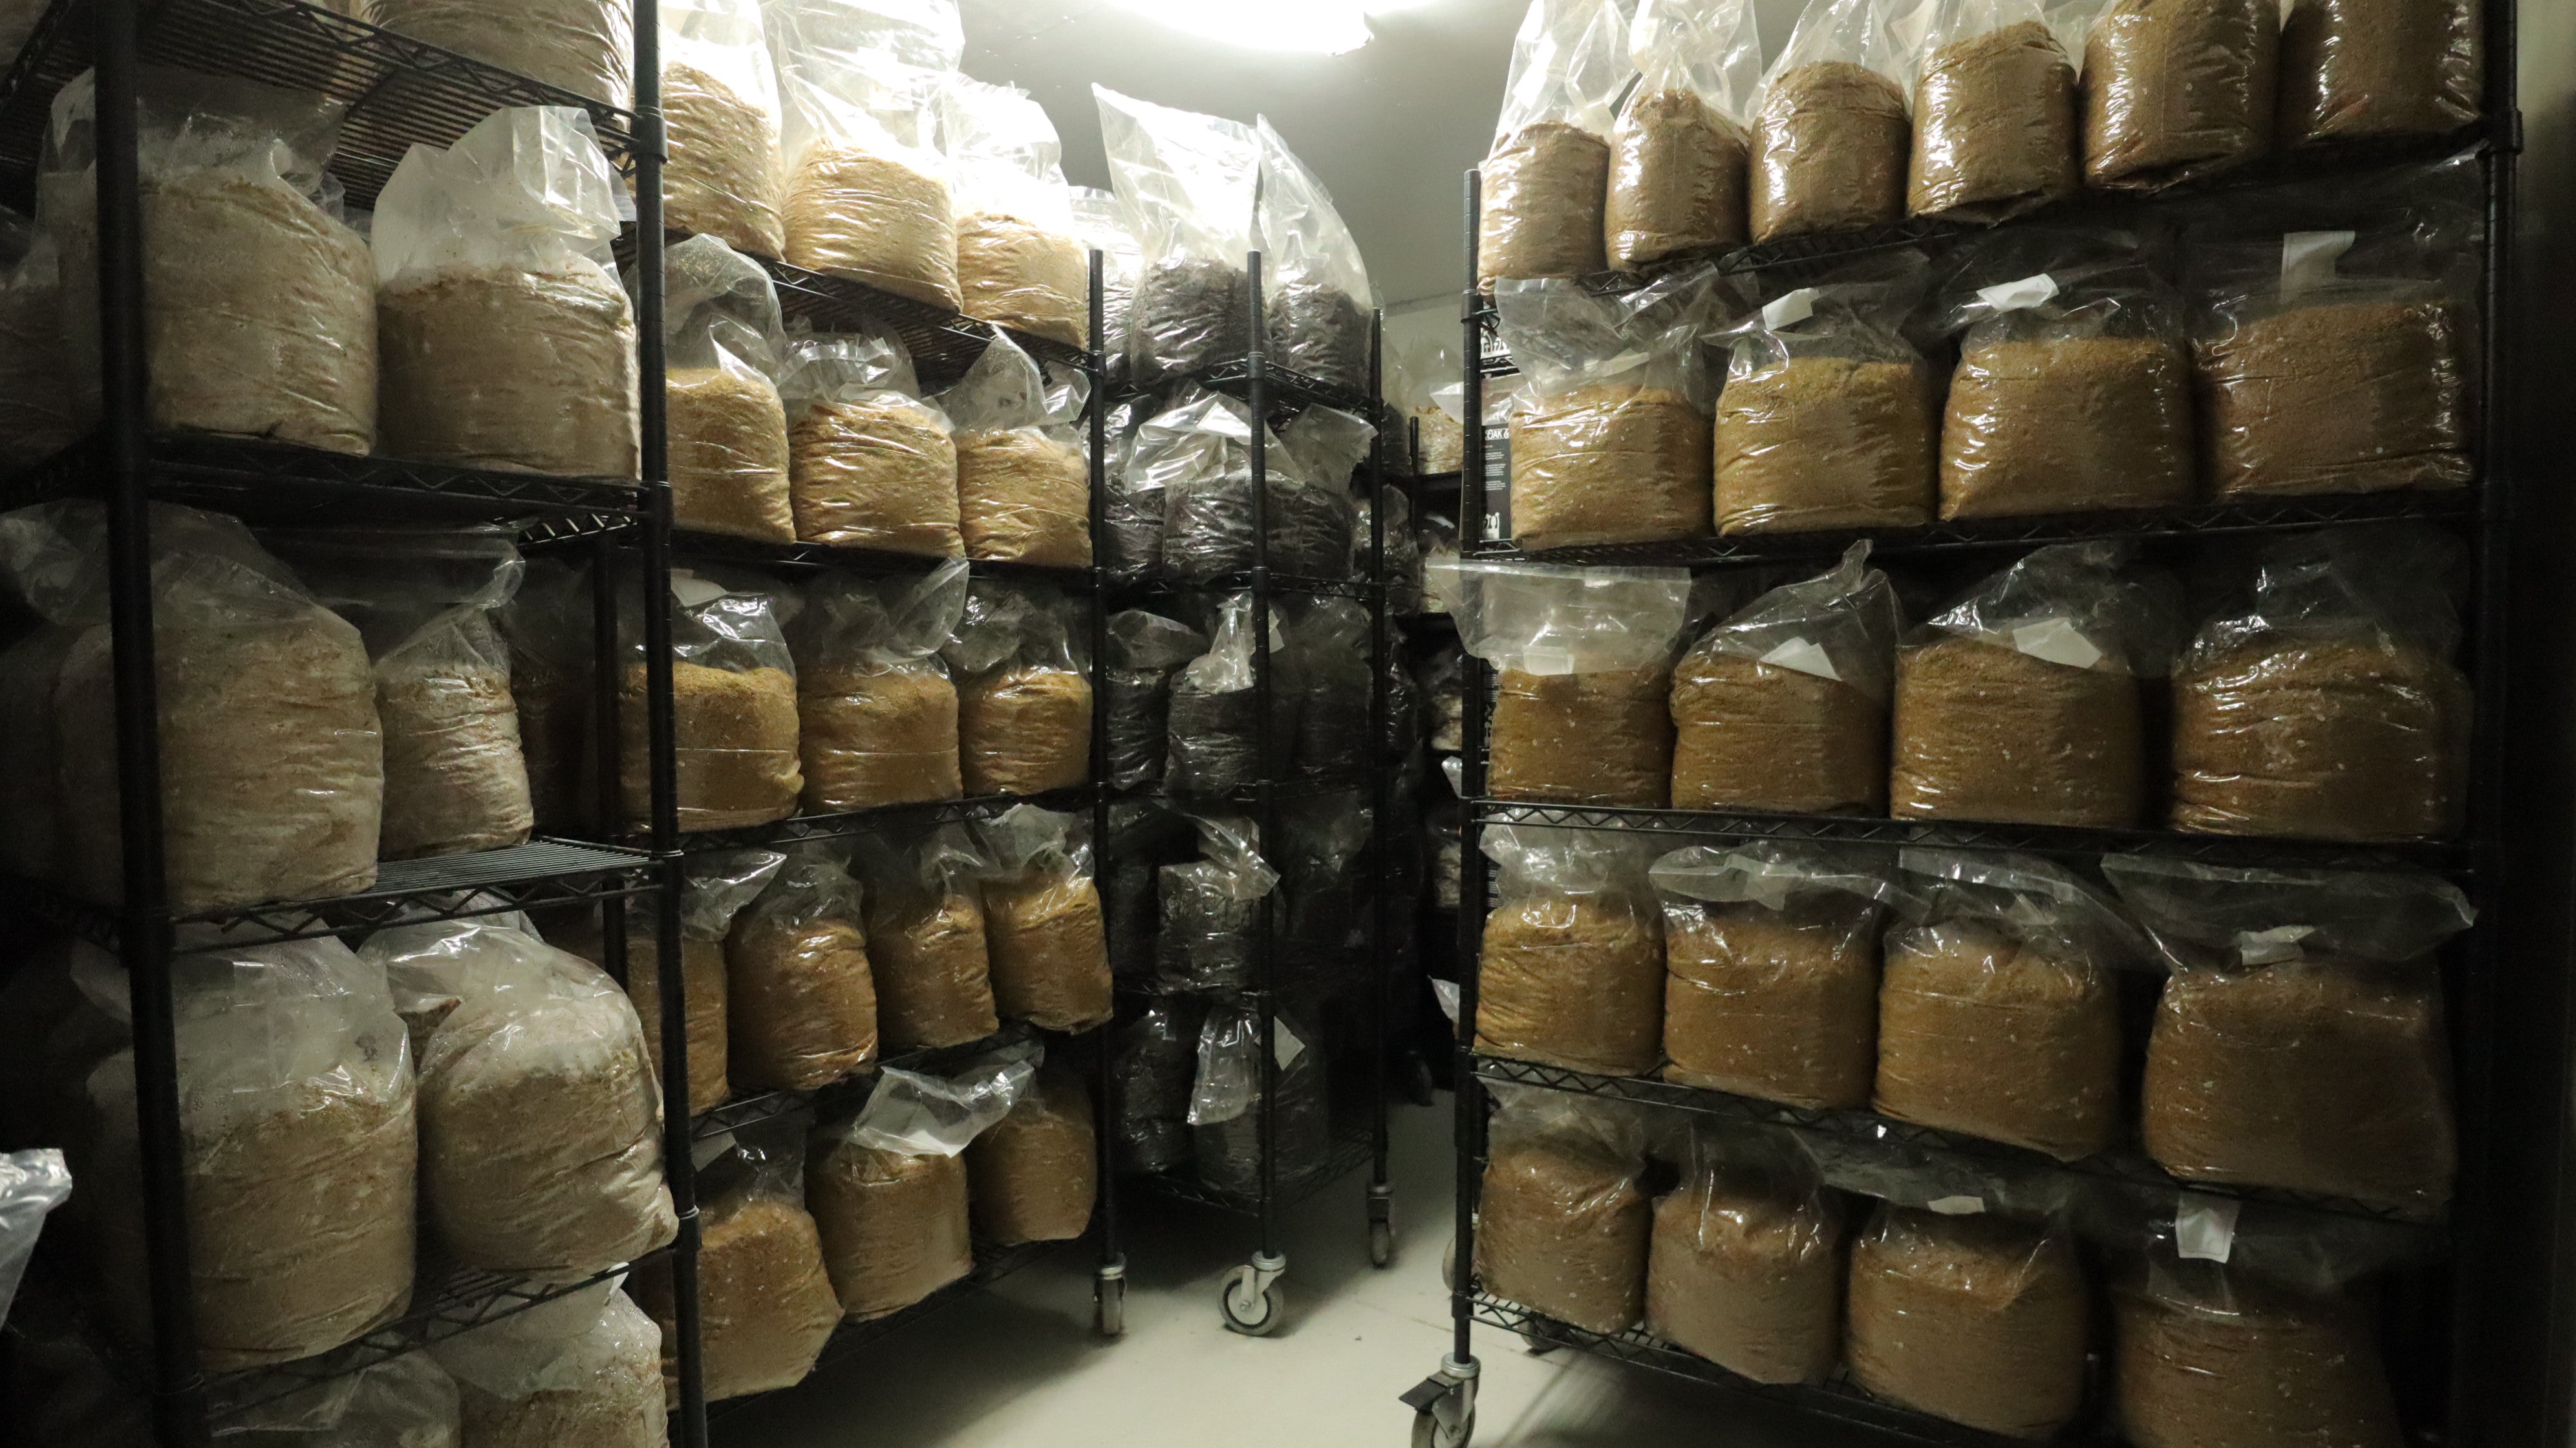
1876, 849, 2141, 1159
1494, 271, 1716, 551
1359, 487, 1425, 615
1479, 0, 1629, 286
45, 71, 375, 456
1067, 184, 1138, 353
661, 0, 786, 257
1283, 598, 1373, 777
625, 570, 802, 831
556, 849, 784, 1116
76, 934, 415, 1367
1388, 334, 1465, 474
1155, 390, 1360, 582
1651, 842, 1910, 1109
942, 577, 1092, 795
1094, 87, 1256, 380
1750, 0, 1915, 240
499, 558, 596, 836
1277, 793, 1372, 953
2279, 0, 2482, 147
222, 1352, 460, 1448
374, 107, 639, 478
1932, 228, 2192, 518
0, 206, 74, 466
0, 501, 382, 911
1164, 593, 1291, 797
795, 559, 967, 810
780, 320, 961, 554
1475, 1087, 1651, 1333
1714, 255, 1935, 534
0, 624, 75, 881
1845, 1203, 2090, 1436
850, 825, 999, 1049
1907, 0, 2077, 222
2079, 0, 2278, 191
1156, 810, 1278, 992
809, 1049, 1030, 1317
726, 844, 877, 1090
1890, 540, 2176, 828
1105, 609, 1207, 791
1420, 644, 1465, 752
1188, 1002, 1330, 1195
1111, 995, 1203, 1174
632, 1128, 839, 1402
967, 1062, 1096, 1244
2170, 526, 2471, 842
2104, 853, 2469, 1212
1671, 544, 1898, 814
1097, 396, 1159, 582
941, 77, 1086, 346
1477, 826, 1664, 1076
1254, 117, 1374, 392
656, 233, 795, 542
975, 805, 1112, 1032
769, 0, 963, 306
1609, 0, 1761, 270
374, 0, 634, 107
1439, 560, 1695, 807
366, 920, 674, 1279
934, 332, 1093, 567
1646, 1123, 1843, 1383
431, 1284, 664, 1448
0, 1149, 70, 1328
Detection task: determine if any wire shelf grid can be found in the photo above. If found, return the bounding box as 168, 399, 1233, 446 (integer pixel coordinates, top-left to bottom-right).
667, 789, 1097, 855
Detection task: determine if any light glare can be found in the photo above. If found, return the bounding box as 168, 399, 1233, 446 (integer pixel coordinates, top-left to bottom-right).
1112, 0, 1376, 54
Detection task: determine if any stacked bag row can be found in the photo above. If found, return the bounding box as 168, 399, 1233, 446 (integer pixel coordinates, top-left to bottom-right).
1101, 387, 1380, 586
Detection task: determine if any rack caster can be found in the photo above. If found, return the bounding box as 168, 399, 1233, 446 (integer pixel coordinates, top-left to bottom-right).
1368, 1183, 1395, 1268
1219, 1253, 1287, 1336
1402, 1355, 1479, 1448
1095, 1259, 1126, 1339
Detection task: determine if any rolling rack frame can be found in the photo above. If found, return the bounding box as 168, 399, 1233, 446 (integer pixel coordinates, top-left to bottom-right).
1406, 5, 2526, 1442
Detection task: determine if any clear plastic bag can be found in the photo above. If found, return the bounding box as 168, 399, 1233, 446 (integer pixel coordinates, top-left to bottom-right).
769, 0, 963, 306
794, 558, 967, 810
974, 805, 1112, 1032
1845, 1203, 2090, 1436
375, 0, 634, 107
1283, 598, 1374, 778
431, 1283, 665, 1448
1067, 184, 1139, 354
1164, 593, 1292, 798
849, 825, 999, 1049
656, 233, 795, 542
1278, 793, 1372, 953
1388, 334, 1465, 475
1254, 117, 1374, 392
0, 207, 74, 466
1111, 995, 1203, 1174
2079, 0, 2278, 191
809, 1049, 1030, 1318
2279, 0, 2482, 147
1651, 842, 1910, 1109
1932, 228, 2192, 518
939, 77, 1086, 346
1494, 270, 1716, 551
222, 1351, 460, 1448
1714, 254, 1935, 533
1609, 0, 1761, 270
933, 332, 1093, 567
2103, 853, 2470, 1213
1671, 543, 1898, 814
780, 319, 961, 553
1477, 825, 1664, 1076
1750, 0, 1915, 241
1094, 86, 1257, 381
0, 501, 382, 911
1479, 0, 1630, 287
0, 1148, 71, 1328
1104, 609, 1207, 791
1646, 1123, 1844, 1383
1156, 390, 1361, 582
499, 558, 596, 836
1156, 810, 1278, 992
1438, 560, 1695, 807
1474, 1087, 1651, 1334
727, 843, 877, 1090
1359, 486, 1426, 615
941, 578, 1092, 795
1907, 0, 2078, 222
966, 1061, 1096, 1244
2170, 525, 2470, 842
631, 1128, 840, 1402
660, 0, 786, 257
1188, 1002, 1329, 1195
624, 570, 802, 831
1420, 643, 1465, 752
1097, 396, 1160, 582
1890, 540, 2177, 828
365, 919, 674, 1279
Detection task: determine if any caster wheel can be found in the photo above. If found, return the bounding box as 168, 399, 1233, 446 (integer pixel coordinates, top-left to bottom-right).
1220, 1264, 1285, 1337
1095, 1274, 1126, 1339
1370, 1217, 1395, 1268
1412, 1407, 1475, 1448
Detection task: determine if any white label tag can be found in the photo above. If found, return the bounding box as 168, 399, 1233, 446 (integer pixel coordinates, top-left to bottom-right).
2012, 618, 2105, 671
670, 572, 727, 608
1762, 289, 1818, 330
1519, 645, 1578, 677
1928, 1195, 1986, 1216
2176, 1194, 2242, 1263
1275, 1023, 1307, 1072
2236, 924, 2316, 966
2281, 230, 2357, 299
1759, 637, 1841, 683
1432, 979, 1462, 1025
1977, 272, 2061, 314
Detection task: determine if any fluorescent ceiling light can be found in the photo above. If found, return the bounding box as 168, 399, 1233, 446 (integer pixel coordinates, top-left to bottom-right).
1111, 0, 1411, 54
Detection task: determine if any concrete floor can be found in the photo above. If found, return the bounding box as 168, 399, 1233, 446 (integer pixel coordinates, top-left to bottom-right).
713, 1101, 1860, 1448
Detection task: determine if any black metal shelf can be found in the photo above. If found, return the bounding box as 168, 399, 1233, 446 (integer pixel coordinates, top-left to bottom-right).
0, 0, 640, 211
756, 254, 1049, 392
691, 1023, 1049, 1142
668, 528, 1091, 588
1127, 1124, 1375, 1217
1113, 570, 1384, 603
1192, 359, 1384, 420
668, 788, 1097, 855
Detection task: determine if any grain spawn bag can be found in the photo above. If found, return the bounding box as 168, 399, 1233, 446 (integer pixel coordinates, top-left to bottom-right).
1255, 116, 1375, 393
795, 559, 967, 810
1890, 540, 2175, 828
652, 233, 795, 543
769, 0, 963, 306
779, 321, 961, 553
0, 501, 382, 911
1646, 1123, 1845, 1383
975, 805, 1112, 1032
1907, 0, 2079, 222
1715, 257, 1936, 534
2171, 525, 2471, 842
1479, 0, 1629, 286
1750, 0, 1914, 240
74, 934, 415, 1367
2105, 853, 2468, 1212
1845, 1204, 2090, 1436
1477, 826, 1664, 1077
624, 570, 802, 831
933, 331, 1093, 568
1876, 850, 2138, 1158
1474, 1088, 1651, 1334
660, 0, 786, 256
1495, 271, 1715, 552
2080, 0, 2278, 190
1441, 560, 1694, 807
374, 0, 632, 106
1670, 544, 1898, 814
850, 826, 1000, 1049
367, 920, 675, 1279
374, 107, 639, 478
222, 1351, 460, 1448
1188, 1001, 1330, 1195
727, 844, 877, 1091
1095, 87, 1256, 381
0, 207, 72, 467
431, 1284, 665, 1448
940, 77, 1086, 347
1155, 810, 1278, 992
809, 1050, 1029, 1317
1105, 609, 1206, 791
630, 1129, 840, 1401
1933, 229, 2193, 518
45, 71, 375, 456
1111, 995, 1202, 1174
1652, 843, 1909, 1109
498, 558, 596, 836
1158, 391, 1361, 582
1609, 0, 1761, 271
1386, 334, 1465, 474
967, 1060, 1096, 1245
2279, 0, 2482, 147
942, 577, 1092, 796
